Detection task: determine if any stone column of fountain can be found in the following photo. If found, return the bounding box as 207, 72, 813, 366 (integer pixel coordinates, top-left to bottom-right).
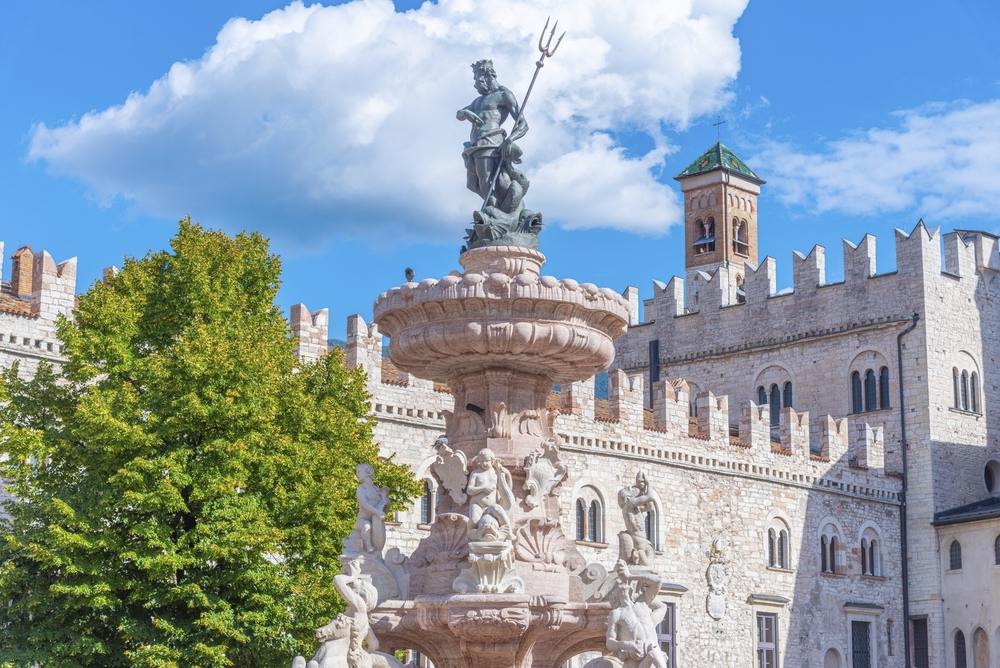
367, 242, 630, 668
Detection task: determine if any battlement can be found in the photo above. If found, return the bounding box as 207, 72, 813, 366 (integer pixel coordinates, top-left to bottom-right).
555, 371, 902, 504
623, 222, 989, 372
340, 307, 902, 505
0, 245, 78, 322
291, 303, 329, 363
346, 314, 434, 391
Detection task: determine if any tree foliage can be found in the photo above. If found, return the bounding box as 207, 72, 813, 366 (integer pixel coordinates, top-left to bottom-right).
0, 220, 418, 667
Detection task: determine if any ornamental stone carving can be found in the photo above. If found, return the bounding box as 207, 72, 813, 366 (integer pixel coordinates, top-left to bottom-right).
617, 472, 656, 567
606, 562, 669, 668
340, 465, 407, 603
523, 438, 568, 509
454, 448, 524, 593
706, 538, 728, 620
292, 559, 403, 668
430, 436, 469, 505
513, 518, 584, 573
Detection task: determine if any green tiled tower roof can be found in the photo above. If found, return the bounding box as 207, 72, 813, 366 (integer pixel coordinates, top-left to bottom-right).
674, 142, 764, 184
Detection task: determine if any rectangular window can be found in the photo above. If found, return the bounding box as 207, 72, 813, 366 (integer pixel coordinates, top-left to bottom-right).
851, 620, 871, 668
757, 612, 778, 668
911, 618, 929, 668
657, 603, 676, 668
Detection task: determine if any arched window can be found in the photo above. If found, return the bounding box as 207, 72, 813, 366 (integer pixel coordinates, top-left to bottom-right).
829, 535, 838, 574
758, 386, 767, 406
954, 368, 961, 408
861, 538, 869, 575
995, 535, 1000, 565
735, 274, 746, 304
864, 369, 877, 412
588, 500, 599, 543
852, 371, 863, 414
869, 539, 880, 577
733, 218, 749, 256
821, 535, 829, 573
955, 630, 968, 668
950, 540, 963, 570
645, 505, 659, 550
576, 499, 585, 540
693, 218, 715, 254
778, 529, 788, 568
971, 372, 980, 413
768, 528, 776, 567
879, 366, 891, 409
961, 371, 970, 411
783, 381, 793, 409
420, 480, 434, 524
769, 384, 781, 427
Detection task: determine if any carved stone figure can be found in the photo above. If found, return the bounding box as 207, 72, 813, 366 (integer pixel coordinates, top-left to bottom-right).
340, 466, 407, 603
466, 448, 515, 539
606, 561, 668, 668
292, 559, 404, 668
523, 438, 568, 508
617, 472, 657, 566
453, 448, 524, 593
457, 60, 542, 250
354, 464, 390, 555
431, 436, 469, 505
706, 538, 728, 620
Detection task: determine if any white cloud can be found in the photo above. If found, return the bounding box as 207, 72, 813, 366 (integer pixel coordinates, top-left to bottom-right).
754, 99, 1000, 222
28, 0, 748, 246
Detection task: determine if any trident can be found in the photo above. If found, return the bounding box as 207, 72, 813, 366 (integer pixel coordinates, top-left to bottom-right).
480, 17, 565, 211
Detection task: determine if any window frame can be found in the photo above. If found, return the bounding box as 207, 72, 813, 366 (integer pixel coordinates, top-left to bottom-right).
419, 479, 436, 525
850, 619, 873, 668
657, 602, 676, 668
756, 612, 779, 668
851, 371, 863, 414
911, 618, 929, 668
878, 366, 890, 409
949, 539, 963, 571
955, 629, 968, 668
971, 371, 980, 413
864, 369, 877, 412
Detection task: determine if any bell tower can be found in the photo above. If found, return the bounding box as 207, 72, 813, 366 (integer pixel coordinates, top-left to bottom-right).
675, 143, 765, 307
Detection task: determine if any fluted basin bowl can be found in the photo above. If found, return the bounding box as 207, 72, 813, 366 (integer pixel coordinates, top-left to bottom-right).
372, 246, 630, 386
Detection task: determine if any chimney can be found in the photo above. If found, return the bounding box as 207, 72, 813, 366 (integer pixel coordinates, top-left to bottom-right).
10, 246, 34, 297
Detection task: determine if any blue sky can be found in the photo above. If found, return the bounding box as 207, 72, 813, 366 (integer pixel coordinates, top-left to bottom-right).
2, 0, 1000, 339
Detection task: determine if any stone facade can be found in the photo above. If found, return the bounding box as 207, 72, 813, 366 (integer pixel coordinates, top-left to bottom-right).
4, 143, 998, 667
0, 243, 77, 379
288, 146, 1000, 667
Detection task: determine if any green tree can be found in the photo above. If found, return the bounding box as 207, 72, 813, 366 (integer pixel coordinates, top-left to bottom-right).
0, 220, 418, 667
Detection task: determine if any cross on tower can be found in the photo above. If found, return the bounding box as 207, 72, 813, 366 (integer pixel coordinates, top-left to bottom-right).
713, 115, 726, 143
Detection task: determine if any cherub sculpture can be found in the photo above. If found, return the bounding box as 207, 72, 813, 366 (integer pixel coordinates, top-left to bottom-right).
466, 448, 515, 541
355, 464, 391, 554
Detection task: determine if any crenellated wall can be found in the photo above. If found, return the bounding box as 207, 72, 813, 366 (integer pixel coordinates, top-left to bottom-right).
0, 244, 78, 378
342, 311, 905, 666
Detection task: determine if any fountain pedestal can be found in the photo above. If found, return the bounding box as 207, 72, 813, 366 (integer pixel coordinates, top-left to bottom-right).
370, 245, 630, 668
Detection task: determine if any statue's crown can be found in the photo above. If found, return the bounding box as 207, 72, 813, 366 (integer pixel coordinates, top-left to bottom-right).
472, 59, 496, 78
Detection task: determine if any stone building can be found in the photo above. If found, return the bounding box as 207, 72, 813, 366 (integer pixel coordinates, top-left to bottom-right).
0, 243, 77, 378
290, 144, 1000, 668
3, 143, 997, 667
